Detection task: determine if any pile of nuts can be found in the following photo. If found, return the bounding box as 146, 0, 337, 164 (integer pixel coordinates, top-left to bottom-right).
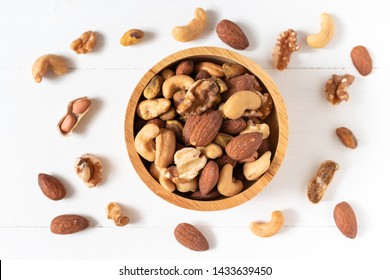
134, 59, 274, 201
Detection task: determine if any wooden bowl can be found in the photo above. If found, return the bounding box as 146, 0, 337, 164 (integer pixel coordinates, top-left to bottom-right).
125, 46, 288, 211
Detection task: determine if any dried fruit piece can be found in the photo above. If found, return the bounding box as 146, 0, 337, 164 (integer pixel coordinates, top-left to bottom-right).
38, 173, 66, 200
174, 223, 209, 251
334, 201, 358, 239
216, 19, 249, 50
324, 74, 355, 105
50, 214, 89, 234
351, 45, 373, 76
336, 127, 358, 149
307, 160, 339, 203
272, 29, 300, 71
106, 202, 129, 227
70, 31, 97, 54
74, 154, 103, 187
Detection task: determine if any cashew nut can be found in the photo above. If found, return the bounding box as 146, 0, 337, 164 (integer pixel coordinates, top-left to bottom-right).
243, 151, 271, 181
136, 98, 171, 120
194, 62, 225, 78
162, 75, 195, 99
196, 143, 223, 159
32, 54, 68, 83
172, 7, 207, 42
240, 119, 270, 139
222, 90, 261, 119
213, 133, 233, 149
250, 210, 284, 237
149, 163, 176, 192
217, 164, 243, 197
306, 13, 335, 48
134, 123, 160, 162
155, 128, 176, 168
176, 178, 198, 193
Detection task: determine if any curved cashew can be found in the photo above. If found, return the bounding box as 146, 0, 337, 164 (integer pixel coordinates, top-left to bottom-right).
162, 75, 195, 99
196, 143, 223, 159
217, 164, 243, 197
149, 163, 176, 192
155, 128, 176, 168
172, 7, 207, 42
243, 151, 271, 181
32, 54, 68, 83
222, 90, 261, 119
134, 123, 160, 162
306, 13, 335, 48
136, 98, 171, 120
250, 210, 284, 237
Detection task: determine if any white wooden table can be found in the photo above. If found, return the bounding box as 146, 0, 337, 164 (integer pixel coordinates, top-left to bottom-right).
1, 0, 389, 277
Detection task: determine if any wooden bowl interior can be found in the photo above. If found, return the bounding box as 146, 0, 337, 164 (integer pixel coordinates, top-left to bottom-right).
125, 47, 288, 211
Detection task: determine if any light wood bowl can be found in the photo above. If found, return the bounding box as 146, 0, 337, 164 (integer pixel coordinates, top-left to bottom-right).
125, 46, 288, 211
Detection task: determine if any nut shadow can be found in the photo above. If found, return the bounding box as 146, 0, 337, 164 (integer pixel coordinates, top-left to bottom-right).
118, 203, 142, 224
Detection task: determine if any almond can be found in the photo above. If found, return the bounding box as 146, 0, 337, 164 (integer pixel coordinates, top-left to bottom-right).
220, 118, 246, 135
190, 188, 222, 201
225, 132, 263, 161
175, 60, 194, 75
185, 110, 223, 147
216, 19, 249, 50
50, 214, 89, 235
351, 45, 372, 76
174, 223, 209, 251
199, 161, 219, 195
333, 202, 358, 239
336, 127, 358, 149
38, 173, 66, 200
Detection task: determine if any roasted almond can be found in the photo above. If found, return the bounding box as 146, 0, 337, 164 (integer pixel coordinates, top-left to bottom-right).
50, 214, 89, 234
220, 118, 246, 135
174, 223, 209, 251
216, 19, 249, 50
333, 201, 358, 239
199, 161, 219, 195
351, 45, 372, 76
188, 110, 223, 147
336, 127, 358, 149
225, 132, 263, 161
38, 173, 66, 201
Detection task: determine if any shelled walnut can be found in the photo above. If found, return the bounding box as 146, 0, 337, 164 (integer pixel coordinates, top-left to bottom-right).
272, 29, 300, 71
324, 74, 355, 105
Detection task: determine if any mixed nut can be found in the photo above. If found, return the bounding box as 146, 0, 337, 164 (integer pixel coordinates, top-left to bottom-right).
133, 58, 275, 201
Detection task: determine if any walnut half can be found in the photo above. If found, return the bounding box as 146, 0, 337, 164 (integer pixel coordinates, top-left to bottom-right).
272, 29, 300, 71
324, 74, 355, 105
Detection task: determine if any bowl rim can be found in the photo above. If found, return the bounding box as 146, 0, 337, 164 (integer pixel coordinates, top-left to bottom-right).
124, 46, 288, 211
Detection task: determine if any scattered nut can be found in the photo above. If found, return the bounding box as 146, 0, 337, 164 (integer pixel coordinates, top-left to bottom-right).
38, 173, 66, 201
307, 160, 339, 203
324, 74, 355, 105
106, 202, 130, 227
32, 54, 68, 83
70, 31, 97, 54
172, 7, 207, 42
50, 214, 89, 235
216, 19, 249, 50
174, 222, 209, 251
250, 210, 284, 237
272, 29, 300, 71
306, 13, 335, 48
74, 154, 103, 187
333, 201, 358, 239
336, 127, 358, 149
351, 45, 373, 76
57, 96, 91, 136
120, 29, 144, 46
